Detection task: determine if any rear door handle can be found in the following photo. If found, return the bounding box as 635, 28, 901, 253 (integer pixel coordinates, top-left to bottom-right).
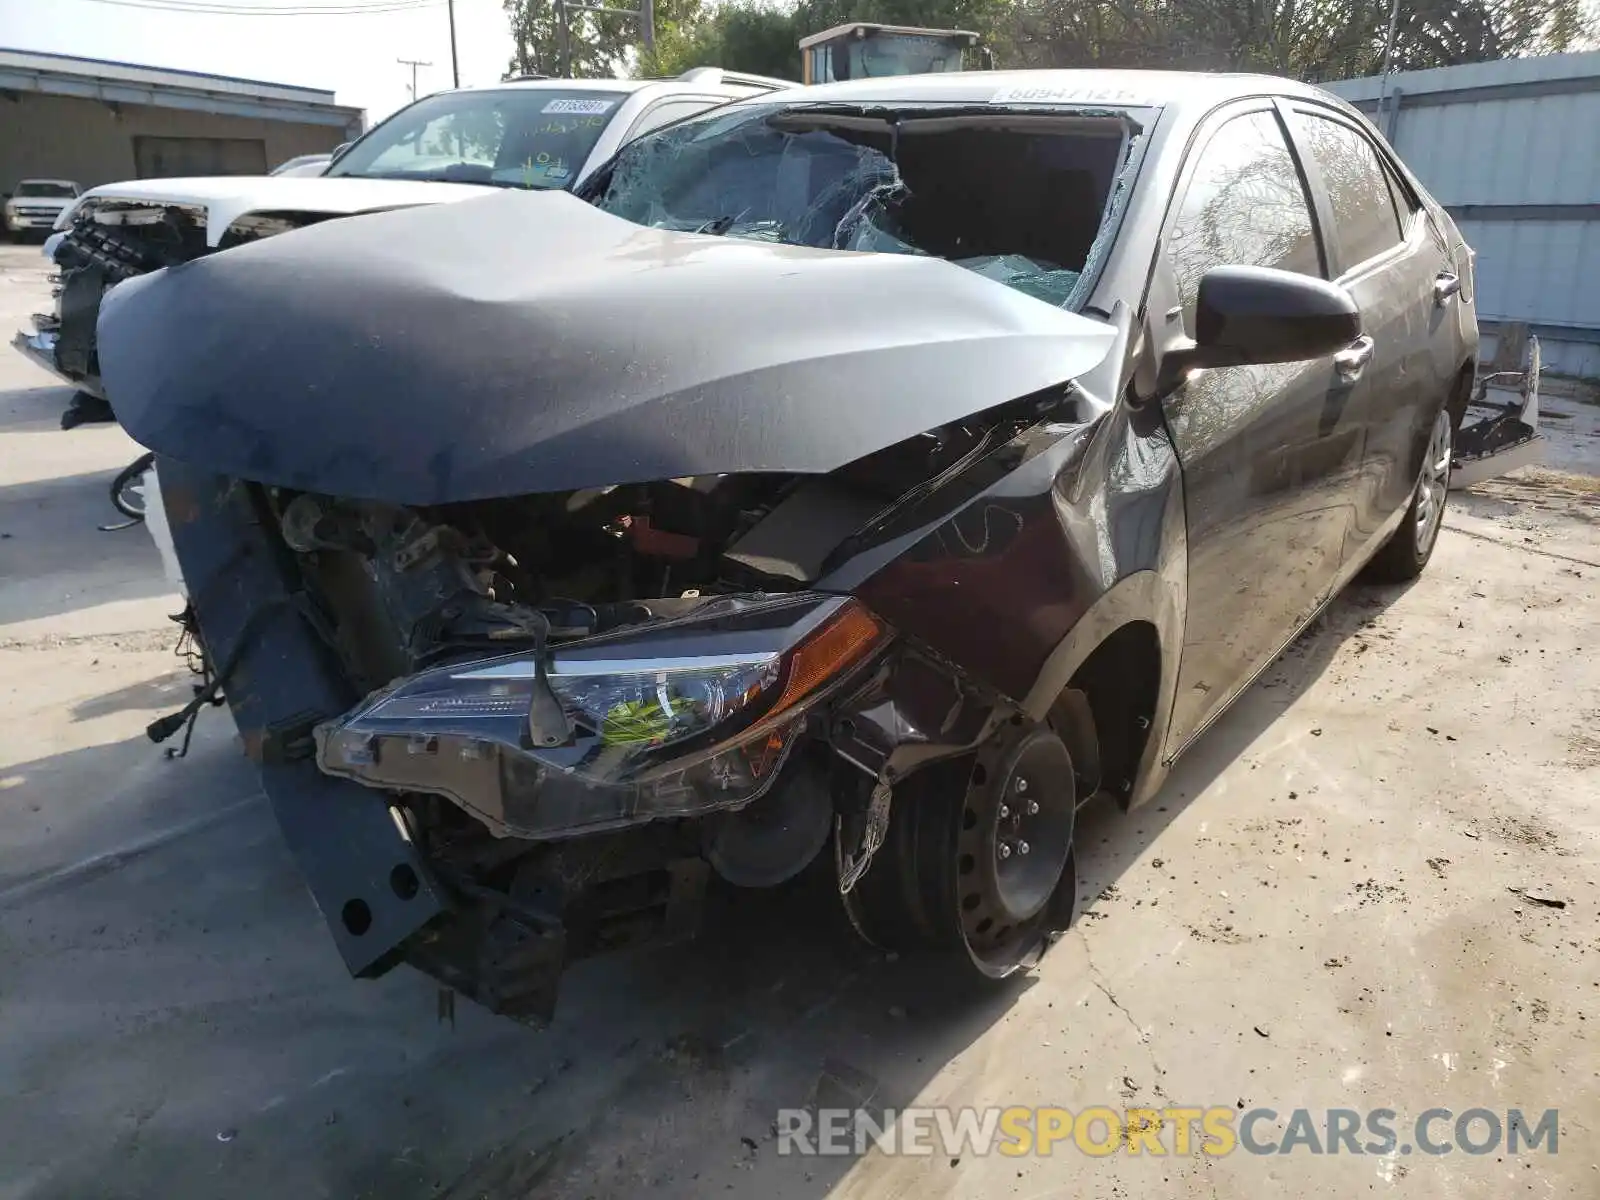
1434, 272, 1461, 305
1334, 335, 1375, 382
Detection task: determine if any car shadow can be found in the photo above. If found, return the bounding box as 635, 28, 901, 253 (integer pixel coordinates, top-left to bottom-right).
1, 579, 1414, 1200
67, 669, 195, 722
1069, 577, 1417, 914
0, 468, 174, 629
0, 382, 78, 435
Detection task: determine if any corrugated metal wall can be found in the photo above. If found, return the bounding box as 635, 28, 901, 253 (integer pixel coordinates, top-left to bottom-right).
1326, 52, 1600, 377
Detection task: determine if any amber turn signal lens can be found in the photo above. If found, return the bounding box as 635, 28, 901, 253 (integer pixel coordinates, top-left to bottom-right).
770, 601, 885, 716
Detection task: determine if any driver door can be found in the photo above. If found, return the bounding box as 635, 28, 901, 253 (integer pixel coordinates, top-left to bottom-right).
1156, 103, 1368, 753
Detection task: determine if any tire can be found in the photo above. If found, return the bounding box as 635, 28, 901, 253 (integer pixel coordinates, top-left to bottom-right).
110, 452, 156, 521
842, 723, 1079, 982
1363, 403, 1453, 584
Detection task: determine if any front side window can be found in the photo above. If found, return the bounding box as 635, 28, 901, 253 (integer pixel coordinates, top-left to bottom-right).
588, 102, 1134, 308
1294, 113, 1403, 270
1167, 109, 1321, 328
327, 89, 628, 190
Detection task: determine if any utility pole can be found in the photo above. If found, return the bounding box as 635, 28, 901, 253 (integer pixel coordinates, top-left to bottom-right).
447, 0, 460, 87
1375, 0, 1401, 136
397, 57, 432, 101
553, 0, 653, 78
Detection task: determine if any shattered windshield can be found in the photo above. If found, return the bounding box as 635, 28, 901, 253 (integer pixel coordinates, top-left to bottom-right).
587, 102, 1132, 307
327, 89, 628, 190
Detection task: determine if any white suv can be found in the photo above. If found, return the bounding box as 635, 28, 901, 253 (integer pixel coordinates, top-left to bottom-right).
14, 69, 791, 422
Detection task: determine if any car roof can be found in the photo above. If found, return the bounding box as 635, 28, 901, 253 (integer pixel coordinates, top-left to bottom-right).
765, 68, 1346, 112
444, 71, 793, 100
463, 77, 655, 94
17, 178, 79, 186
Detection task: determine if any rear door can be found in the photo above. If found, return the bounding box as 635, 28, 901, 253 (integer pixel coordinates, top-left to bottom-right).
1155, 102, 1369, 752
1282, 104, 1459, 564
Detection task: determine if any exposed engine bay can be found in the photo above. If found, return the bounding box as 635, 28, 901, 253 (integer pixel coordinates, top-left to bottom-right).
281, 420, 1025, 694
153, 411, 1053, 1022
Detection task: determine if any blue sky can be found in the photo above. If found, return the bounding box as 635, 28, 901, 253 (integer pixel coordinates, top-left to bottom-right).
0, 0, 517, 124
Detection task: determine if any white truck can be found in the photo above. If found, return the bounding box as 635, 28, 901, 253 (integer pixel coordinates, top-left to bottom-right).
3, 179, 81, 239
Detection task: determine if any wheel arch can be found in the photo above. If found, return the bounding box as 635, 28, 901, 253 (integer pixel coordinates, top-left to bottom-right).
1021, 569, 1183, 811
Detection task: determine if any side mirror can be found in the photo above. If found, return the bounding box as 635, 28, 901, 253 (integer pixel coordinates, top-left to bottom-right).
1157, 265, 1360, 395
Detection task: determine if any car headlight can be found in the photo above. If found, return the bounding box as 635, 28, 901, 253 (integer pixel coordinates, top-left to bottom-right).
315, 594, 889, 839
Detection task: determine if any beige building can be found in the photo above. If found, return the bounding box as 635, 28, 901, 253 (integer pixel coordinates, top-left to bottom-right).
0, 47, 365, 193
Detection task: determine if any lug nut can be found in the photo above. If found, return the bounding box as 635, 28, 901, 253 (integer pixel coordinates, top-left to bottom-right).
999, 804, 1010, 819
998, 843, 1012, 859
1018, 841, 1030, 856
1026, 800, 1040, 815
1016, 778, 1029, 794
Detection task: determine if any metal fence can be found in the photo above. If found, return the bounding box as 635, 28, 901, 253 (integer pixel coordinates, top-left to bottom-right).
1324, 51, 1600, 378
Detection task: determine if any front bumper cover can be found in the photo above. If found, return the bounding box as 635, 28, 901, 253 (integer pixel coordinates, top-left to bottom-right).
10, 327, 102, 397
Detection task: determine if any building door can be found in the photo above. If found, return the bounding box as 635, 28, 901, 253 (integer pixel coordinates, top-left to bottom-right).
133, 136, 268, 178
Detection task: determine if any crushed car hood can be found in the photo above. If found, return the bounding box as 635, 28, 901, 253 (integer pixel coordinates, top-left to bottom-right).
70, 175, 495, 246
98, 190, 1118, 505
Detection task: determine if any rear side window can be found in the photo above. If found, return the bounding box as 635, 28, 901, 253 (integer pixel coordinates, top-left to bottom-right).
627, 98, 719, 140
1294, 114, 1403, 270
1167, 109, 1321, 329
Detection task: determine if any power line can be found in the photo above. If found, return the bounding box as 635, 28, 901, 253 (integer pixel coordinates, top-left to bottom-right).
73, 0, 446, 15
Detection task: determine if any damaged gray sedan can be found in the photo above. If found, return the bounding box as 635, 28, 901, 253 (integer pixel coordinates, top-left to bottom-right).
98, 70, 1481, 1023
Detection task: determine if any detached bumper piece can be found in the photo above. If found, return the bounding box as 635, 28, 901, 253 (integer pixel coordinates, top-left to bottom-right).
1451, 336, 1543, 490
10, 327, 61, 379
158, 460, 449, 978
11, 289, 111, 409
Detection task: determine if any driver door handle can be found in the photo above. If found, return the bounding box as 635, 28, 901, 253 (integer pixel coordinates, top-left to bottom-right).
1434, 272, 1461, 305
1334, 335, 1376, 383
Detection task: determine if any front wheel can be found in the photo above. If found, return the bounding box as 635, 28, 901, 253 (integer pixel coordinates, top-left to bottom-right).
842, 723, 1079, 981
1364, 404, 1453, 583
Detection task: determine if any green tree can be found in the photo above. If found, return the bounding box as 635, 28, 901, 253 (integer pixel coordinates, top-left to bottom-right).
997, 0, 1592, 78
640, 1, 801, 77
515, 0, 1595, 84
507, 0, 710, 79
